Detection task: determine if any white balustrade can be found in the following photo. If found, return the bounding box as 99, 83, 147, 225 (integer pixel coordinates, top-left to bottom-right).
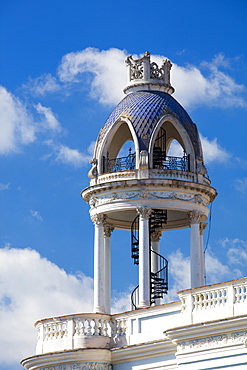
193, 288, 228, 310
179, 278, 247, 325
234, 283, 247, 303
35, 279, 247, 355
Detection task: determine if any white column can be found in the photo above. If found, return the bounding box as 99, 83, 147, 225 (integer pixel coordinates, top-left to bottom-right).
103, 224, 114, 314
137, 207, 152, 308
200, 222, 207, 286
92, 214, 106, 313
189, 211, 204, 289
151, 230, 162, 273
151, 230, 162, 305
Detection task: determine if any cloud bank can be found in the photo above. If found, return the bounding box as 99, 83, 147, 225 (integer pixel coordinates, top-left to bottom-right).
55, 48, 246, 109
0, 246, 94, 366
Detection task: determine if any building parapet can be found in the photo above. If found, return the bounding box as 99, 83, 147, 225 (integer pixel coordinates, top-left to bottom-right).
178, 277, 247, 325
34, 278, 247, 356
89, 169, 210, 187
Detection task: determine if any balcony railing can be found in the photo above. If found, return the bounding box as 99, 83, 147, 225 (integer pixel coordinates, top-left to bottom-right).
154, 151, 190, 171
103, 149, 136, 173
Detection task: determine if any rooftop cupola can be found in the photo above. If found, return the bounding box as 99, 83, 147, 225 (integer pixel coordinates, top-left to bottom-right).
82, 52, 217, 314
124, 51, 175, 95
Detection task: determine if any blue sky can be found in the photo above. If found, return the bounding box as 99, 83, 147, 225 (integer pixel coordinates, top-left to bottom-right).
0, 0, 247, 369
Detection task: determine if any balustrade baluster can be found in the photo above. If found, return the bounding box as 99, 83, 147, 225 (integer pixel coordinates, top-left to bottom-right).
86, 319, 92, 335
102, 320, 108, 336
94, 319, 100, 335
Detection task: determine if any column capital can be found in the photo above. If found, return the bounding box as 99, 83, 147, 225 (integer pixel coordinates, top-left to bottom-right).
136, 206, 152, 220
103, 223, 114, 237
91, 213, 106, 226
189, 211, 203, 225
151, 230, 162, 242
200, 222, 207, 235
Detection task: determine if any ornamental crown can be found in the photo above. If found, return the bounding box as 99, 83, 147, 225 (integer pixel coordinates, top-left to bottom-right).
124, 51, 175, 95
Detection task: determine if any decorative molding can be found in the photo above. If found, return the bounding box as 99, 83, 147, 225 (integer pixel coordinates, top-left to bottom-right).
89, 190, 208, 209
71, 364, 112, 370
200, 222, 207, 235
139, 189, 149, 198
40, 364, 112, 370
178, 330, 247, 352
231, 331, 247, 343
91, 214, 106, 226
136, 207, 152, 220
41, 367, 67, 370
178, 334, 228, 351
189, 335, 228, 348
189, 210, 203, 224
103, 224, 114, 237
139, 150, 149, 170
151, 230, 162, 242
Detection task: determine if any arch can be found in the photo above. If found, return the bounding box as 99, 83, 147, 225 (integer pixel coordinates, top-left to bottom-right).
97, 117, 140, 174
167, 139, 184, 157
149, 115, 196, 172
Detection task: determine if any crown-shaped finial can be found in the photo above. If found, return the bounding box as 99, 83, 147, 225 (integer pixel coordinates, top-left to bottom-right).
124, 52, 175, 95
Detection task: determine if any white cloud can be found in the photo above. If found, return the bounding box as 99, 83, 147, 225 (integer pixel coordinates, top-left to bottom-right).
234, 177, 247, 193
57, 48, 246, 109
111, 288, 133, 314
22, 73, 60, 96
0, 183, 10, 191
154, 53, 246, 109
164, 250, 190, 302
167, 134, 230, 164
0, 246, 94, 366
35, 103, 61, 131
0, 86, 63, 156
221, 238, 247, 266
204, 249, 240, 283
45, 140, 94, 168
58, 47, 127, 105
200, 134, 230, 164
0, 86, 36, 154
30, 210, 43, 221
56, 144, 89, 167
164, 246, 240, 302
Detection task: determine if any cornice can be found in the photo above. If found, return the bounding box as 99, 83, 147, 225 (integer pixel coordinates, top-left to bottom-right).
21, 349, 111, 369
165, 315, 247, 343
111, 338, 175, 364
82, 178, 217, 204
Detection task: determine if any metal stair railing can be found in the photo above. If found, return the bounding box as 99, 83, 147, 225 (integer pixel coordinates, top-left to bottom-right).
131, 215, 139, 265
150, 249, 168, 303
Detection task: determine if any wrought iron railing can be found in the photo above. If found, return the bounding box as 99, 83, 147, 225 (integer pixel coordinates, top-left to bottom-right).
153, 147, 190, 171
103, 149, 136, 173
163, 155, 190, 171
150, 250, 168, 304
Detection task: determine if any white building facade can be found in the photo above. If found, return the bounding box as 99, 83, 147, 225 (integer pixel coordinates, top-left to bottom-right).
21, 53, 247, 370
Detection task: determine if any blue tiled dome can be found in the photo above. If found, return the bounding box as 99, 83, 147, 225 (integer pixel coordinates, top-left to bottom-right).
98, 91, 202, 159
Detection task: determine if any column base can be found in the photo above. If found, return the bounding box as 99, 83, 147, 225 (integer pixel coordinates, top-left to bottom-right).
93, 306, 106, 313
138, 300, 150, 308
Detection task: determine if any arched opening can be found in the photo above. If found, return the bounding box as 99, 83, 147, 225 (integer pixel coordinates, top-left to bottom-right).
152, 121, 190, 171
167, 139, 185, 156
102, 122, 136, 173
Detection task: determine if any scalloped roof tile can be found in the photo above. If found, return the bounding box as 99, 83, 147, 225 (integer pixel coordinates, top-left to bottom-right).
98, 91, 202, 159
